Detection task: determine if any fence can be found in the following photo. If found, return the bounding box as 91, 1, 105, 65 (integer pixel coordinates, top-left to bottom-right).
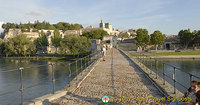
0, 51, 102, 105
135, 53, 200, 94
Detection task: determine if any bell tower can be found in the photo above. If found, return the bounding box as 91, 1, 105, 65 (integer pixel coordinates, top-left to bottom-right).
99, 17, 105, 28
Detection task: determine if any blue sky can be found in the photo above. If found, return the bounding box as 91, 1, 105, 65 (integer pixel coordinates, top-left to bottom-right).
0, 0, 200, 35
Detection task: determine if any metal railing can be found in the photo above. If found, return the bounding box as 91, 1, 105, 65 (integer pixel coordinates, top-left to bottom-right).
0, 51, 102, 105
135, 53, 200, 94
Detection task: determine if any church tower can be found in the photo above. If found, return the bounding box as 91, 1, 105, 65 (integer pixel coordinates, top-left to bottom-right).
99, 17, 105, 28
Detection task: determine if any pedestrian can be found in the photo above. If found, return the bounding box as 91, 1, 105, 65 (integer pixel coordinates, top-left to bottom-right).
103, 44, 106, 61
169, 80, 198, 105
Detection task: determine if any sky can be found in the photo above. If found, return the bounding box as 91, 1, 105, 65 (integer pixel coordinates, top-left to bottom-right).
0, 0, 200, 35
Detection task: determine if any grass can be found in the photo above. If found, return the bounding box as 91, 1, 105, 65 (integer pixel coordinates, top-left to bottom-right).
130, 52, 200, 57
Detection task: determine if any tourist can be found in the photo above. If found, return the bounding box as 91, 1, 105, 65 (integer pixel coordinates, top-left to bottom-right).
103, 44, 106, 61
169, 80, 198, 105
196, 90, 200, 105
182, 81, 200, 105
100, 43, 104, 56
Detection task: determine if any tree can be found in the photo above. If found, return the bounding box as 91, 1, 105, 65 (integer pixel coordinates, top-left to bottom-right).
51, 29, 62, 53
82, 29, 108, 39
178, 29, 194, 49
130, 33, 136, 37
150, 30, 165, 52
135, 28, 150, 51
4, 34, 36, 56
0, 39, 4, 55
122, 33, 129, 38
193, 30, 200, 47
35, 31, 49, 52
60, 34, 90, 55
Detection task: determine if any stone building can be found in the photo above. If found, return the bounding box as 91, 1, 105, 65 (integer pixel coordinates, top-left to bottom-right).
99, 18, 120, 36
164, 35, 180, 50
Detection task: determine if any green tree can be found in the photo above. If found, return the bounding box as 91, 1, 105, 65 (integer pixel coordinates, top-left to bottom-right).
51, 29, 62, 53
130, 33, 136, 37
122, 33, 129, 38
60, 34, 90, 55
178, 29, 194, 49
35, 31, 49, 52
4, 34, 35, 56
193, 30, 200, 47
82, 29, 108, 39
0, 39, 4, 55
3, 41, 15, 57
150, 30, 165, 52
135, 28, 150, 51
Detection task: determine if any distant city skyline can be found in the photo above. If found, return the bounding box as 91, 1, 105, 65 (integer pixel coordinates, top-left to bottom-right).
0, 0, 200, 35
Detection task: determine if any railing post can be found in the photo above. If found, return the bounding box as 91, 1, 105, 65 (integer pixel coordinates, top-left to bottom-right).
190, 74, 192, 86
150, 57, 152, 74
155, 60, 158, 79
19, 67, 24, 105
163, 63, 165, 85
85, 56, 87, 72
68, 63, 71, 87
173, 67, 176, 94
76, 61, 78, 80
81, 58, 82, 76
51, 63, 55, 94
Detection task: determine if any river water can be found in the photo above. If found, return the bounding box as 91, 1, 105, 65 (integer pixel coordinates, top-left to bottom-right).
143, 58, 200, 93
0, 59, 76, 105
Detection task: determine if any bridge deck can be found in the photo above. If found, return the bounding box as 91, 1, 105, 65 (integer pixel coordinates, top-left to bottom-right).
51, 48, 166, 105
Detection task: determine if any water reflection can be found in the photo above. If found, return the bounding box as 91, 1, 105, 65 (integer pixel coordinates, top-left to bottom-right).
143, 58, 200, 93
0, 59, 70, 105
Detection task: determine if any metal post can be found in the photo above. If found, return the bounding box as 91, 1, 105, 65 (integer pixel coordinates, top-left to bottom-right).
190, 74, 192, 86
68, 63, 71, 87
150, 57, 152, 74
76, 61, 78, 80
163, 63, 165, 85
81, 58, 82, 76
51, 63, 55, 94
85, 56, 87, 72
155, 60, 158, 79
87, 55, 89, 66
19, 67, 24, 105
173, 67, 176, 94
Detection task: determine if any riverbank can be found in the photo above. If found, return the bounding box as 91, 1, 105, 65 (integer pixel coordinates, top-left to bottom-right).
0, 53, 90, 61
130, 52, 200, 59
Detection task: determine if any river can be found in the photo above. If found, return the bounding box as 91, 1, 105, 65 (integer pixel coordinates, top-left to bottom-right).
143, 58, 200, 93
0, 59, 78, 105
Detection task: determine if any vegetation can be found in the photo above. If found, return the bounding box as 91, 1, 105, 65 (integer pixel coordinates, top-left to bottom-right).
178, 29, 200, 49
135, 28, 151, 51
2, 34, 36, 57
82, 29, 108, 39
59, 34, 91, 55
2, 21, 83, 32
34, 31, 49, 52
130, 52, 200, 58
150, 31, 165, 52
51, 29, 62, 53
178, 29, 194, 49
122, 33, 129, 38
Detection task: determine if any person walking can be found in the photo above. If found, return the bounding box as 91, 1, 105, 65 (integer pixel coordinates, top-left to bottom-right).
103, 44, 106, 61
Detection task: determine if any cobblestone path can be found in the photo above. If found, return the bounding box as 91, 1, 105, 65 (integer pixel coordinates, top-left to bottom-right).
51, 48, 167, 105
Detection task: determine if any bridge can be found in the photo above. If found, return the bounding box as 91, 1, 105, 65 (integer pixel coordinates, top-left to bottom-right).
41, 48, 168, 105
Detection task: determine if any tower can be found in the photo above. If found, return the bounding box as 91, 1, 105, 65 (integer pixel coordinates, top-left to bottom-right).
99, 17, 105, 28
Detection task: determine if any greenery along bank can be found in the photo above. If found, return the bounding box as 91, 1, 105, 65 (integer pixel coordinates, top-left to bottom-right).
135, 28, 200, 51
2, 21, 83, 32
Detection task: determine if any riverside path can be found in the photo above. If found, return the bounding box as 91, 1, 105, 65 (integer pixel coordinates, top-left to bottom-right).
50, 48, 167, 105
